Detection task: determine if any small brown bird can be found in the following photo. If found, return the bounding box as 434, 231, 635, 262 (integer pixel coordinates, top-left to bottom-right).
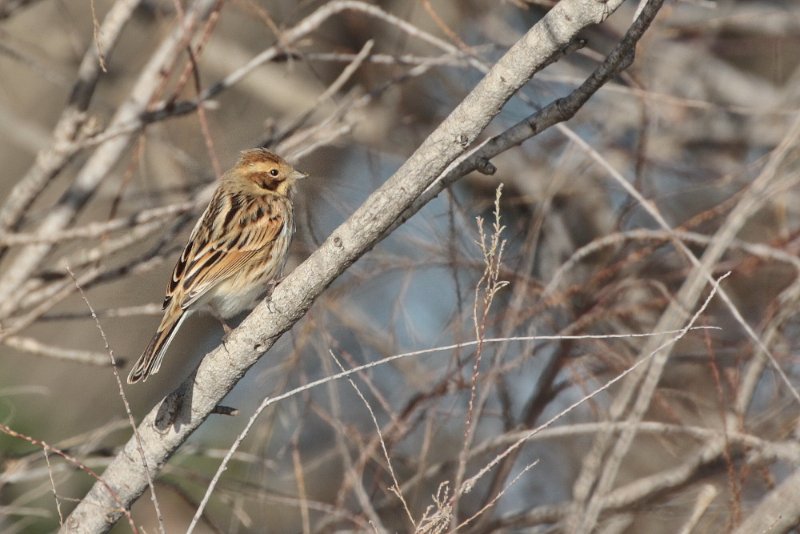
127, 148, 307, 384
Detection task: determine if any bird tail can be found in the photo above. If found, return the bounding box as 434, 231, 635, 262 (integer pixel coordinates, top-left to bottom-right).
127, 309, 187, 384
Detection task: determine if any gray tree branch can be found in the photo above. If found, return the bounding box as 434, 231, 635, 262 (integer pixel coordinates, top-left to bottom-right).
733, 466, 800, 534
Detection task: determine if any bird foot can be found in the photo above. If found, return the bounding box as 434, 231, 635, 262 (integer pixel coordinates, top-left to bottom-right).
264, 279, 281, 313
264, 293, 277, 314
208, 309, 233, 352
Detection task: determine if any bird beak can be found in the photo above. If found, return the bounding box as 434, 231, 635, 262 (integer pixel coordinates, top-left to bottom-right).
291, 169, 308, 181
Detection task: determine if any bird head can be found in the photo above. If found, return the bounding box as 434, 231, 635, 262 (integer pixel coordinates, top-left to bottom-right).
233, 148, 307, 196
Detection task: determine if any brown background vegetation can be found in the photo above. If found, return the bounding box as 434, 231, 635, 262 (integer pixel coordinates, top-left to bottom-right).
1, 0, 799, 532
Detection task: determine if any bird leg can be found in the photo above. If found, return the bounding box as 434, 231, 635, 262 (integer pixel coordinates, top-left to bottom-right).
208, 308, 234, 355
264, 279, 281, 314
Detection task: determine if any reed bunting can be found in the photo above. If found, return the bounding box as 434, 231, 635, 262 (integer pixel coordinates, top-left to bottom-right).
127, 148, 307, 384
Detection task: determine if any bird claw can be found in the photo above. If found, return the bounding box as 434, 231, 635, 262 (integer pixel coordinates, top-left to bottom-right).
264, 294, 277, 314
264, 279, 282, 313
221, 320, 233, 337
208, 309, 233, 352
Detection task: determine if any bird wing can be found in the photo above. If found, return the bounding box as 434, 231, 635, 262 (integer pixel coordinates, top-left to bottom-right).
164, 192, 288, 311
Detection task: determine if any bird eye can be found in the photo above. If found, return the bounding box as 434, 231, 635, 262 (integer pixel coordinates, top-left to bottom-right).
269, 168, 279, 177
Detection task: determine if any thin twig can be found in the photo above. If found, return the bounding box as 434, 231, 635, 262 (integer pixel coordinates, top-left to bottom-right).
66, 267, 166, 534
